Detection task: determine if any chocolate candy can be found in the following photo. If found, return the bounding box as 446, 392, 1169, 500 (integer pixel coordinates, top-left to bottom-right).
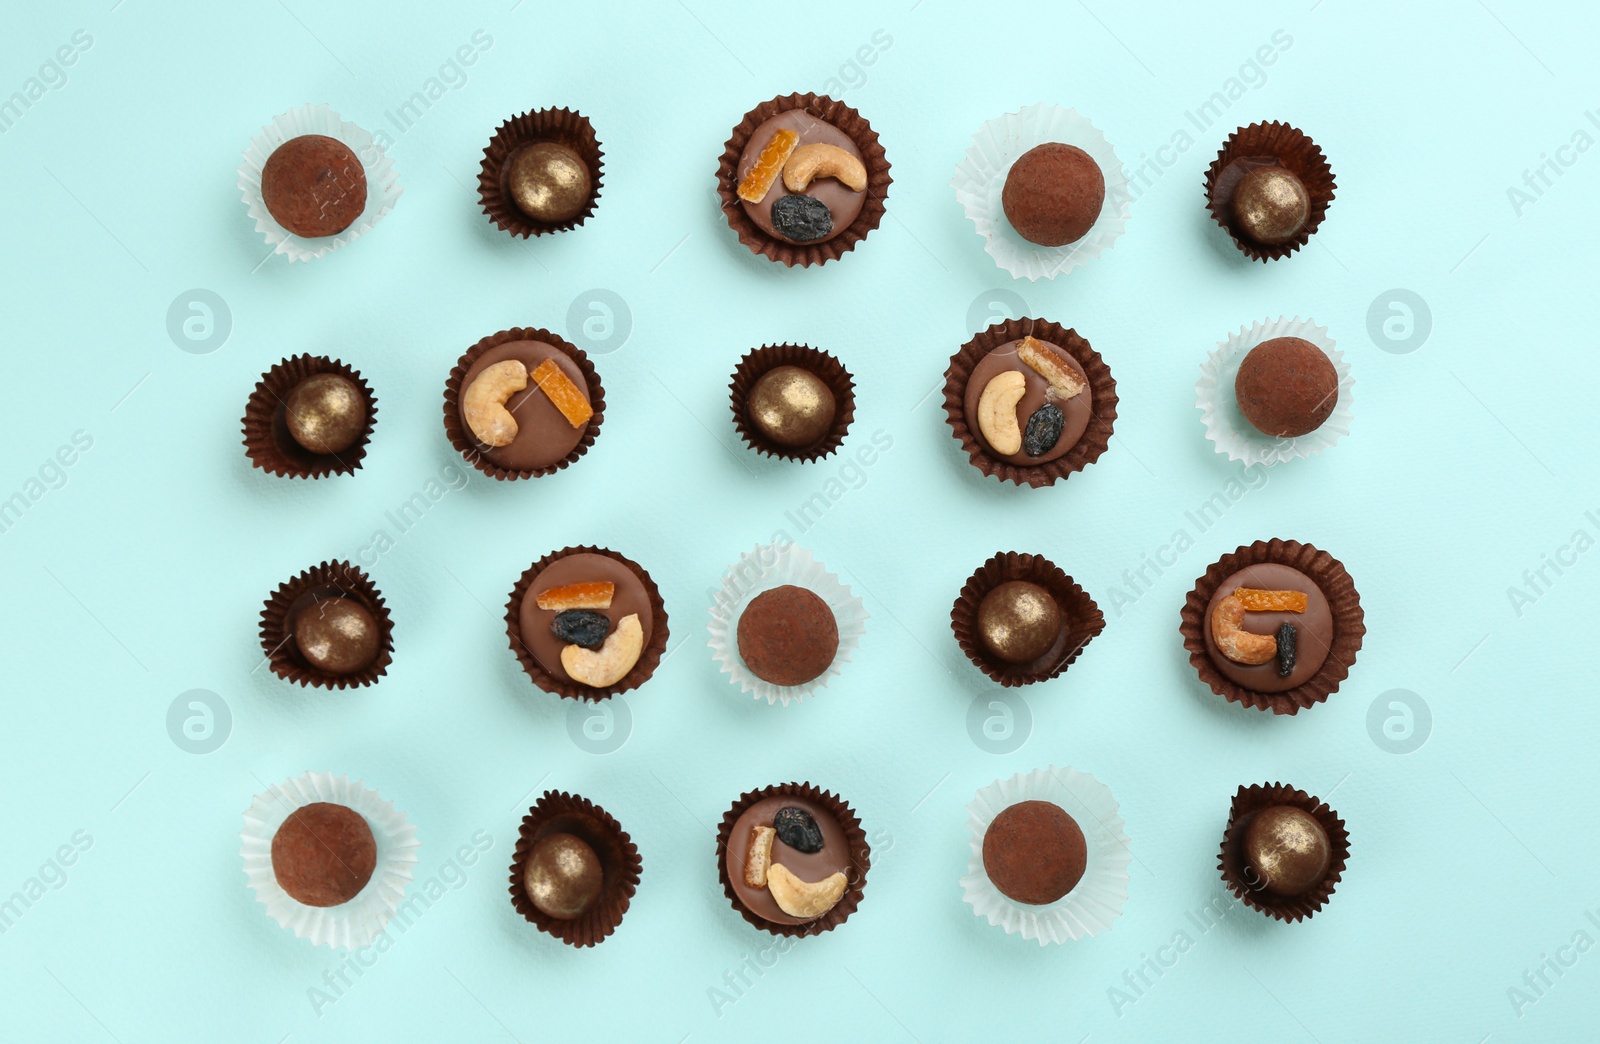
982, 800, 1086, 905
271, 802, 377, 907
976, 581, 1061, 664
747, 366, 837, 449
1202, 563, 1332, 693
773, 807, 825, 854
734, 109, 867, 248
1232, 165, 1309, 246
1243, 806, 1330, 897
722, 792, 856, 927
293, 598, 380, 676
284, 373, 366, 455
507, 142, 591, 224
1001, 143, 1105, 247
522, 832, 604, 920
261, 134, 367, 239
736, 585, 838, 687
1235, 337, 1338, 438
1022, 403, 1064, 458
551, 609, 610, 650
770, 194, 834, 243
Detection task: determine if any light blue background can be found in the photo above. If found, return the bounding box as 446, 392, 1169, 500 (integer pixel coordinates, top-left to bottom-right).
2, 0, 1596, 1040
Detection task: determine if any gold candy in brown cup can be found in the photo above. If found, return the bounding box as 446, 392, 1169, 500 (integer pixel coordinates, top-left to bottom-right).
1179, 538, 1365, 715
478, 108, 603, 237
943, 317, 1117, 488
242, 354, 376, 478
716, 92, 891, 267
728, 344, 856, 462
508, 791, 641, 948
715, 782, 869, 938
1204, 121, 1336, 262
1219, 782, 1349, 923
504, 545, 668, 702
259, 560, 394, 689
442, 327, 604, 481
952, 551, 1104, 687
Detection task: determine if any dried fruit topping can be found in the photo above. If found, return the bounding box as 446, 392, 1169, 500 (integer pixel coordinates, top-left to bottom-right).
1023, 403, 1064, 457
745, 825, 775, 888
766, 863, 847, 920
1017, 337, 1086, 401
782, 143, 868, 193
550, 609, 610, 650
1233, 588, 1309, 613
976, 371, 1026, 456
737, 129, 799, 204
530, 358, 593, 429
535, 581, 615, 611
1276, 622, 1297, 677
560, 613, 643, 688
1210, 594, 1276, 666
770, 193, 833, 243
773, 807, 825, 854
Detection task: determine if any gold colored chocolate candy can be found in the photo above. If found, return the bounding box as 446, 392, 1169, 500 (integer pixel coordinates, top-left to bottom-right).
1232, 166, 1309, 246
747, 366, 836, 449
284, 373, 366, 455
976, 581, 1061, 664
508, 142, 591, 224
523, 832, 604, 919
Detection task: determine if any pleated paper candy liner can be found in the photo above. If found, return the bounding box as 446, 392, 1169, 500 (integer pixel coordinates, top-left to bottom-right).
1196, 316, 1352, 466
943, 317, 1117, 488
478, 107, 603, 238
715, 782, 869, 938
238, 103, 402, 263
960, 765, 1131, 945
707, 543, 868, 706
508, 791, 641, 948
716, 92, 891, 267
504, 545, 668, 702
242, 354, 376, 478
241, 771, 419, 949
728, 344, 856, 462
952, 551, 1104, 687
259, 560, 394, 689
1179, 538, 1365, 715
1204, 121, 1335, 262
951, 103, 1131, 281
1219, 782, 1349, 923
441, 327, 604, 481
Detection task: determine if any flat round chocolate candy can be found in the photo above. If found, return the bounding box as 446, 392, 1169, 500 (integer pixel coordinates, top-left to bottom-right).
982, 800, 1087, 905
284, 373, 366, 456
962, 339, 1093, 467
1243, 805, 1331, 896
746, 366, 836, 449
736, 111, 865, 246
507, 141, 591, 224
1202, 563, 1332, 693
977, 581, 1061, 664
1232, 165, 1309, 246
724, 794, 853, 926
261, 134, 367, 239
1235, 337, 1338, 438
458, 341, 592, 472
1002, 143, 1105, 247
737, 585, 838, 687
523, 832, 604, 919
519, 553, 655, 688
271, 802, 376, 907
293, 598, 380, 676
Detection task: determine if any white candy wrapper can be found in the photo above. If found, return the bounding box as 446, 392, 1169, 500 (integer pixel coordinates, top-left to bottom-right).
952, 104, 1130, 281
707, 543, 867, 706
1196, 316, 1353, 466
241, 771, 419, 949
960, 765, 1131, 945
238, 104, 402, 263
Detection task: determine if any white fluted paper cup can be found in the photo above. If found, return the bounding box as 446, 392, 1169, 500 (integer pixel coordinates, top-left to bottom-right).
707, 543, 867, 706
952, 104, 1131, 281
238, 104, 402, 263
241, 771, 419, 949
960, 765, 1131, 945
1196, 316, 1353, 466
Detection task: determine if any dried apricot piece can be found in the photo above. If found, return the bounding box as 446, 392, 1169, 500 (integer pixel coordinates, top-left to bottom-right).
1017, 336, 1086, 401
535, 581, 614, 611
737, 129, 798, 204
1233, 588, 1308, 613
530, 359, 593, 429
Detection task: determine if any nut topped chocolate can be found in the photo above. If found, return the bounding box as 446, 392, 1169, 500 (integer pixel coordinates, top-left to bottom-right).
1202, 563, 1332, 694
720, 786, 868, 933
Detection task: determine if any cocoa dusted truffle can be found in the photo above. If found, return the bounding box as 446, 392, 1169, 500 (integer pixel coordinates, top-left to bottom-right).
1232, 166, 1309, 246
1001, 143, 1105, 247
746, 367, 837, 449
284, 373, 367, 456
1243, 806, 1331, 897
261, 134, 367, 238
982, 800, 1087, 905
977, 581, 1062, 664
737, 585, 839, 687
1235, 337, 1338, 438
522, 832, 604, 919
271, 802, 376, 907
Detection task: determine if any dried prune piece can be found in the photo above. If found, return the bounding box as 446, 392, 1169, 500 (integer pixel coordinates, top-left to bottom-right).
551, 609, 610, 650
1276, 622, 1296, 677
773, 806, 824, 853
1023, 403, 1064, 457
771, 194, 833, 243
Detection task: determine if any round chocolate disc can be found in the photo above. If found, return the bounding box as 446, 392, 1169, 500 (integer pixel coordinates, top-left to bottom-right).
976, 581, 1062, 664
523, 832, 604, 919
724, 794, 853, 926
1202, 563, 1333, 693
519, 552, 655, 687
507, 142, 591, 224
747, 366, 836, 449
962, 339, 1093, 467
1243, 805, 1331, 896
284, 373, 366, 455
271, 802, 377, 907
1232, 165, 1309, 246
982, 800, 1087, 905
293, 597, 380, 676
457, 340, 593, 473
736, 110, 865, 246
261, 134, 367, 239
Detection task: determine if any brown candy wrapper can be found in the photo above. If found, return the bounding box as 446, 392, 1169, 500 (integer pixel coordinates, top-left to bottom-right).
728, 344, 856, 462
943, 317, 1117, 488
715, 782, 869, 938
259, 560, 394, 689
1219, 782, 1349, 923
508, 791, 641, 947
716, 92, 891, 267
504, 546, 668, 702
242, 354, 376, 478
442, 327, 604, 481
1204, 121, 1336, 262
1180, 538, 1364, 715
952, 552, 1104, 687
478, 108, 603, 238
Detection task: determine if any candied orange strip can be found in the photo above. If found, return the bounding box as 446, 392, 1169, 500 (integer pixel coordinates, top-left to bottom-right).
1017, 336, 1086, 401
535, 581, 614, 611
1233, 588, 1308, 613
530, 359, 593, 429
737, 129, 798, 204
